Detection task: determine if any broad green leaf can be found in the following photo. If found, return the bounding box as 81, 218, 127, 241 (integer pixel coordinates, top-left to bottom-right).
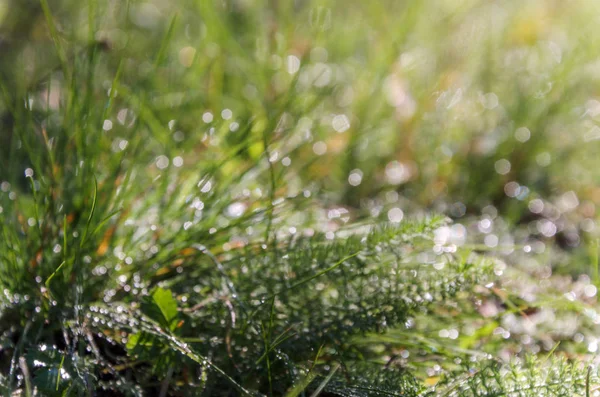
139, 287, 180, 331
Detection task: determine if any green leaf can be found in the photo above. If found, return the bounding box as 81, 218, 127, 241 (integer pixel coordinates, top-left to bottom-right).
143, 288, 179, 331
25, 347, 74, 394
126, 332, 162, 357
126, 332, 144, 351
126, 332, 179, 376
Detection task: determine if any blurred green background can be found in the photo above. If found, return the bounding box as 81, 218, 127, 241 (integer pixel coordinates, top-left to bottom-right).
3, 0, 599, 245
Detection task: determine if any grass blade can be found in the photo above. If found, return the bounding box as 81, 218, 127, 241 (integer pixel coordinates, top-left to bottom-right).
309, 363, 340, 397
80, 175, 98, 247
39, 0, 70, 78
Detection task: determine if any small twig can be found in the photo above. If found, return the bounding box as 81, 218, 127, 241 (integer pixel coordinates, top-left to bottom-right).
18, 356, 33, 397
182, 296, 218, 313
309, 363, 340, 397
9, 320, 32, 392
159, 366, 174, 397
224, 298, 241, 371
586, 366, 592, 397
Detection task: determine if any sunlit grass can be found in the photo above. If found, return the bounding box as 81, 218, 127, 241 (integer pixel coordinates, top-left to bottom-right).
1, 0, 600, 395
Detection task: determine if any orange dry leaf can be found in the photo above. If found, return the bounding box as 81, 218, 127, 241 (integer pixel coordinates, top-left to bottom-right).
30, 248, 42, 268
96, 225, 116, 255
179, 247, 196, 256
155, 267, 171, 276
172, 258, 184, 267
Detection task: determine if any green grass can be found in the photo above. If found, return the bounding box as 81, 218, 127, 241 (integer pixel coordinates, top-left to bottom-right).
2, 0, 600, 395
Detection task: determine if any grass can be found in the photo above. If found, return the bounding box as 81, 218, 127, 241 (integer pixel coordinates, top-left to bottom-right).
2, 0, 600, 395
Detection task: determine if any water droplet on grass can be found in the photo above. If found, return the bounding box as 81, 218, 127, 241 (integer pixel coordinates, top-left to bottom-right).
332, 114, 350, 132
226, 202, 246, 218
173, 156, 184, 167
221, 109, 232, 120
494, 159, 511, 175
348, 169, 363, 186
313, 141, 327, 155
387, 208, 404, 223
202, 112, 213, 123
515, 127, 531, 142
480, 92, 499, 109
287, 55, 300, 74
156, 155, 169, 169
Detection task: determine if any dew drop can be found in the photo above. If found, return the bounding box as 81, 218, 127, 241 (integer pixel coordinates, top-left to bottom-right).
348, 169, 363, 186
156, 155, 169, 170
173, 156, 184, 167
387, 207, 404, 223
332, 114, 350, 133
313, 141, 327, 155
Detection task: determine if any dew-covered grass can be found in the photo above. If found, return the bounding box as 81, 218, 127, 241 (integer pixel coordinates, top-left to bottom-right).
2, 0, 600, 395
